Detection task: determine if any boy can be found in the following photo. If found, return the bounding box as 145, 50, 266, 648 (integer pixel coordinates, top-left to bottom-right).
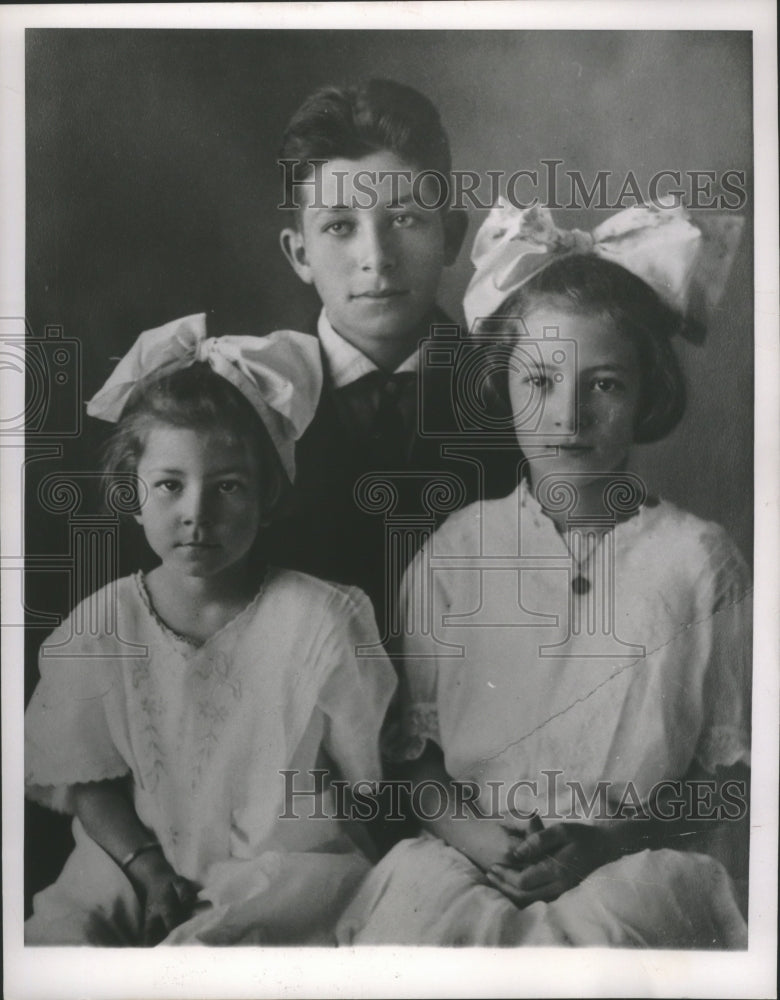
267, 78, 518, 636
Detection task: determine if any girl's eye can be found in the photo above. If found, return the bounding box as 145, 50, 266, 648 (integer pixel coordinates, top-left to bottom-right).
592, 377, 624, 393
217, 480, 242, 495
524, 373, 552, 389
156, 480, 181, 493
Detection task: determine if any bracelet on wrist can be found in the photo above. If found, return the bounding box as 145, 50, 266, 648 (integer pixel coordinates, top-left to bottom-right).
119, 841, 162, 875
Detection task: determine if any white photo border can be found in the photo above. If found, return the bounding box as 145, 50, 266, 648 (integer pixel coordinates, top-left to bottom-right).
2, 3, 777, 998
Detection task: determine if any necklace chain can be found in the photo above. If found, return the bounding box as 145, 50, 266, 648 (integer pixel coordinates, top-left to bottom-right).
561, 527, 610, 596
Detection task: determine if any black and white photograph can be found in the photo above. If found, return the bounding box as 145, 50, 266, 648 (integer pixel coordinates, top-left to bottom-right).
2, 2, 777, 997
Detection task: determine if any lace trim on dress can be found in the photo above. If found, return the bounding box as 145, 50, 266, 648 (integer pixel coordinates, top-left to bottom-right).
25, 760, 131, 814
133, 568, 271, 652
695, 724, 751, 773
382, 703, 441, 762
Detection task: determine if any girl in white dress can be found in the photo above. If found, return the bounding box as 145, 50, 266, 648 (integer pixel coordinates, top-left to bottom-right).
25, 315, 396, 946
337, 204, 751, 948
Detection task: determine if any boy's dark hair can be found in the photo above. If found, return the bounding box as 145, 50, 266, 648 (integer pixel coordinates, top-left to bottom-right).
101, 362, 286, 519
480, 254, 687, 444
279, 78, 451, 206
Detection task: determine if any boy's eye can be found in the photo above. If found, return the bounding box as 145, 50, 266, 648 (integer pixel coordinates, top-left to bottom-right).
323, 220, 353, 236
390, 213, 418, 229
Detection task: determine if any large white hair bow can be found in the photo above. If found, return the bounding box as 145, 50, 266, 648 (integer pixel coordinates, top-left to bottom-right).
463, 202, 744, 337
86, 313, 322, 482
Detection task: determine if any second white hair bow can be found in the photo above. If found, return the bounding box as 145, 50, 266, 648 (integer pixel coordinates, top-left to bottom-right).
86, 313, 323, 482
463, 202, 744, 337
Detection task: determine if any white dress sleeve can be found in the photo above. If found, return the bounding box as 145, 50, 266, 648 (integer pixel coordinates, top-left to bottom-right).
25, 616, 130, 814
316, 587, 398, 786
693, 528, 752, 774
383, 543, 445, 762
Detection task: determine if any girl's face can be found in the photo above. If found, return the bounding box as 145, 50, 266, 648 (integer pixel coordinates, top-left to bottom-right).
508, 302, 641, 487
134, 424, 262, 580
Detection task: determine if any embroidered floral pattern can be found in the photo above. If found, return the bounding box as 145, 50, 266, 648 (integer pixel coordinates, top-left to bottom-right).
134, 676, 165, 792
129, 571, 265, 794
191, 650, 243, 787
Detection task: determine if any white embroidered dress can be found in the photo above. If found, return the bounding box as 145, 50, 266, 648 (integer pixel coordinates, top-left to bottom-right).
337, 483, 752, 947
25, 568, 396, 945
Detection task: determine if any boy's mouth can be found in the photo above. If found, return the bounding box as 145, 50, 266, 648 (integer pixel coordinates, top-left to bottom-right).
352, 289, 408, 300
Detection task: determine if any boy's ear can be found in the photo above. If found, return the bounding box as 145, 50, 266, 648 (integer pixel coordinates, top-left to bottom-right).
442, 209, 468, 266
280, 226, 314, 285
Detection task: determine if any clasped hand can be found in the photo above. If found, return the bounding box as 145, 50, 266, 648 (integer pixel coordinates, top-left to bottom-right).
142, 870, 200, 945
486, 817, 616, 908
126, 850, 200, 945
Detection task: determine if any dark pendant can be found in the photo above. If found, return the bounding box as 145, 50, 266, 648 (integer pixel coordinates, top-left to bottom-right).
572, 575, 591, 595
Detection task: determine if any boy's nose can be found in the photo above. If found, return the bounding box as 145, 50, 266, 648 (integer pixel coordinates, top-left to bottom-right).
358, 225, 396, 273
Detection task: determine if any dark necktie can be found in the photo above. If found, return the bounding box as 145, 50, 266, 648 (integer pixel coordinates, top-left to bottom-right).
337, 370, 416, 468
372, 372, 416, 468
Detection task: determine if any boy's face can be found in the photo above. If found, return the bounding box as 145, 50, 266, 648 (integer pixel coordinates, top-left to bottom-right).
280, 151, 463, 362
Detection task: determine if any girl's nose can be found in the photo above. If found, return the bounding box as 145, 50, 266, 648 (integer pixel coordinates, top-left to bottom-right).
359, 223, 396, 273
548, 383, 579, 434
181, 487, 213, 525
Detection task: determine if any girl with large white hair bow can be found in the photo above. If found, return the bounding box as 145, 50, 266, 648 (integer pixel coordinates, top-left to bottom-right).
25, 316, 396, 945
336, 204, 751, 948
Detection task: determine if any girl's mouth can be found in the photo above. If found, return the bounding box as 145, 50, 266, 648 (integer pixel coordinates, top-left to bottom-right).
530, 443, 593, 454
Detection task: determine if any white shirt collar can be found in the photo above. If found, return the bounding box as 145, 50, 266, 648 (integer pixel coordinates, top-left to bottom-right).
317, 310, 419, 389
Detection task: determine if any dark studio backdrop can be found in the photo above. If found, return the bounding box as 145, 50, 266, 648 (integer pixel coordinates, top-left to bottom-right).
24, 29, 753, 907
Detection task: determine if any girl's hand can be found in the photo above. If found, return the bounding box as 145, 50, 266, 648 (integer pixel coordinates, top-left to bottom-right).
449, 813, 528, 873
486, 822, 617, 908
142, 871, 200, 945
125, 849, 200, 944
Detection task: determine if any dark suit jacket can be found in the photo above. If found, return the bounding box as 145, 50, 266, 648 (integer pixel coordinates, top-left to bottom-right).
260, 314, 522, 638
255, 311, 522, 853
